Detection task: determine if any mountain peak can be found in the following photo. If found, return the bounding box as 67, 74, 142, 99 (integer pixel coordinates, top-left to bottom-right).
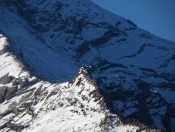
0, 39, 141, 131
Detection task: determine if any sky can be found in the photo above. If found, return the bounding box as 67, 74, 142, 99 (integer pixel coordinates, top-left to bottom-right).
91, 0, 175, 42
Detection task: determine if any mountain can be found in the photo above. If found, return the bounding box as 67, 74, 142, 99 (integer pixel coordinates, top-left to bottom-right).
0, 35, 146, 131
0, 0, 175, 131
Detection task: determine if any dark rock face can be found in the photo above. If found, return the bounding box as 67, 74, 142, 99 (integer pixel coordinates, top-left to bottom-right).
0, 86, 8, 103
6, 122, 25, 132
18, 77, 29, 89
0, 75, 37, 104
4, 86, 18, 100
0, 74, 12, 84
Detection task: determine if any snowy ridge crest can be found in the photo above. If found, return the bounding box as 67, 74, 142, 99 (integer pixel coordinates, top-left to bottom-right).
0, 34, 157, 131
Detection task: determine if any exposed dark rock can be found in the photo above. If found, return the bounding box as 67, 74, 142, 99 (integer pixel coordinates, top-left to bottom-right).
0, 43, 9, 55
0, 86, 8, 103
139, 33, 152, 39
0, 110, 13, 119
135, 80, 152, 125
5, 86, 18, 100
120, 44, 153, 59
126, 19, 137, 28
12, 78, 19, 86
159, 72, 175, 82
7, 122, 25, 132
158, 82, 175, 89
0, 122, 8, 130
0, 73, 12, 84
18, 77, 29, 89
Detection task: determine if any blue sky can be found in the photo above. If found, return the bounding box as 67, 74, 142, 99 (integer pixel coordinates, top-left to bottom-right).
91, 0, 175, 42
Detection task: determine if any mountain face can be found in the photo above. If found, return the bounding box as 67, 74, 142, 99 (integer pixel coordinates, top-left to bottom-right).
0, 36, 143, 132
0, 0, 175, 131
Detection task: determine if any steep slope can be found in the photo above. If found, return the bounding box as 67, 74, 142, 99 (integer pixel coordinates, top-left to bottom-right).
0, 0, 175, 131
0, 35, 143, 131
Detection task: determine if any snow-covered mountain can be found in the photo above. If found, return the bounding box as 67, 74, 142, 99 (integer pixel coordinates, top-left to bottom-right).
0, 35, 146, 131
0, 0, 175, 131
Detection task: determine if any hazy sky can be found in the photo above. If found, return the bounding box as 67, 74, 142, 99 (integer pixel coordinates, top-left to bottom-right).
91, 0, 175, 42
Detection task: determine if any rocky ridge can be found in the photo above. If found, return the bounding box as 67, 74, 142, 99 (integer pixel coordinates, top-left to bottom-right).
0, 35, 150, 131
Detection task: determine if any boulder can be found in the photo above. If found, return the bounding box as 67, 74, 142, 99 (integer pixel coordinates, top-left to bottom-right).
0, 73, 12, 84
18, 77, 29, 89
